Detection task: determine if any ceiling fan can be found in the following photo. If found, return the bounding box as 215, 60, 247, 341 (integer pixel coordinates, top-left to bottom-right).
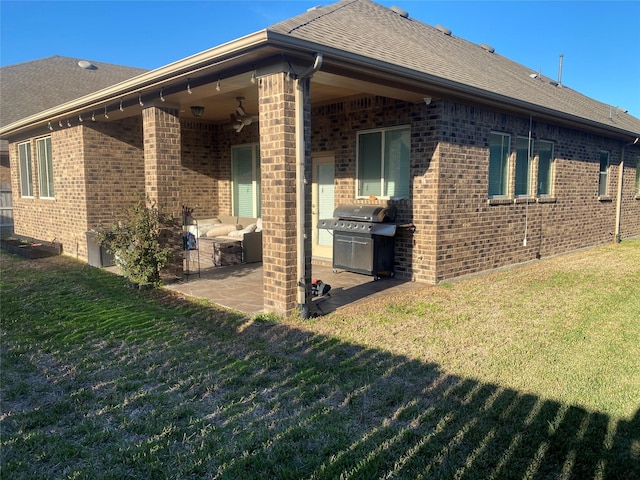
230, 97, 259, 132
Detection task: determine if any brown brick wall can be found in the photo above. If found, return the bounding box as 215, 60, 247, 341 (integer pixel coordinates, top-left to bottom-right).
310, 95, 440, 282
258, 72, 298, 315
434, 100, 640, 282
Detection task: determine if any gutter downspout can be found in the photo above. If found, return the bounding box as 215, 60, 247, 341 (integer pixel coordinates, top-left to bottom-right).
295, 53, 323, 318
615, 137, 639, 243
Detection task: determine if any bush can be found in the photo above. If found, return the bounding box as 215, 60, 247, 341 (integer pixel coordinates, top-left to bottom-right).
97, 197, 174, 287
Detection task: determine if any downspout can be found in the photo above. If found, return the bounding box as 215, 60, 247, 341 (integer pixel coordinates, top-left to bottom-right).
615, 137, 639, 243
295, 53, 323, 318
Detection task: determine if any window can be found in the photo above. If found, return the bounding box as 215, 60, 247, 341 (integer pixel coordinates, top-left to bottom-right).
231, 144, 260, 217
515, 136, 532, 196
598, 151, 609, 197
357, 126, 410, 198
36, 136, 54, 198
488, 132, 510, 197
537, 140, 554, 196
18, 141, 33, 197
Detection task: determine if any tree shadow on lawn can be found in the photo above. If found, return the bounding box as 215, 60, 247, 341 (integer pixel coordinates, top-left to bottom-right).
1, 257, 638, 479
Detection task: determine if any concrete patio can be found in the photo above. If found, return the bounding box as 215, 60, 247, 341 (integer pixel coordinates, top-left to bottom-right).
165, 262, 422, 316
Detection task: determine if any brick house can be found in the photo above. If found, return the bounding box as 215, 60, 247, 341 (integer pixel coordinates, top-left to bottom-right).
2, 0, 639, 316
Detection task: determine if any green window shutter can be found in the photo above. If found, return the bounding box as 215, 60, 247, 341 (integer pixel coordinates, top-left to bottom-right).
232, 146, 255, 217
538, 141, 554, 196
489, 133, 510, 197
598, 151, 609, 196
515, 137, 531, 196
384, 128, 410, 198
18, 142, 33, 197
358, 132, 382, 197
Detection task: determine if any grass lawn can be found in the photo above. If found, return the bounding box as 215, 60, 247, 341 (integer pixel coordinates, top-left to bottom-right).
1, 240, 639, 479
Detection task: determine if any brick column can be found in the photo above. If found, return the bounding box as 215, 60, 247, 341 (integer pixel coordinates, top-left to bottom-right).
142, 104, 182, 280
258, 72, 299, 316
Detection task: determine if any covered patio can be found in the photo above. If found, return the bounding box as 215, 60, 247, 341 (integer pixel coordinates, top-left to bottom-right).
165, 263, 421, 316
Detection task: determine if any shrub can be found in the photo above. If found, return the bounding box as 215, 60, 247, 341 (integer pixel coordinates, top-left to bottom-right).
97, 196, 174, 287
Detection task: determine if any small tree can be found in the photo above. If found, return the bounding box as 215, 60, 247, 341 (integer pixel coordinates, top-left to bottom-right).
97, 196, 174, 287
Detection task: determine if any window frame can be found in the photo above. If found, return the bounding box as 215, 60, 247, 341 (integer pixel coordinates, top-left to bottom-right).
488, 132, 511, 198
356, 125, 411, 200
537, 140, 555, 197
36, 136, 54, 199
18, 141, 34, 198
598, 150, 609, 197
515, 136, 533, 197
231, 143, 261, 218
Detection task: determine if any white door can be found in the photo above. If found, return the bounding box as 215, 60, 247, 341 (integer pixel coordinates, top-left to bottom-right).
312, 155, 335, 259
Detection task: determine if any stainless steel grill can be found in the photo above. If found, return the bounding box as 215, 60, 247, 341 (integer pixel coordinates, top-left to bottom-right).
319, 204, 397, 279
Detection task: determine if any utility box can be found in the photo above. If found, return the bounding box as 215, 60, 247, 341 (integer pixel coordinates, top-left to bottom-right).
86, 231, 115, 268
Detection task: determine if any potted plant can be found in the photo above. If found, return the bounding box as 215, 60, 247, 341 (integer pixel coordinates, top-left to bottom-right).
97, 196, 174, 288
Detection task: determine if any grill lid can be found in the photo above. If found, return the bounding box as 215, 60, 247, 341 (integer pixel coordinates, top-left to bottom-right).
333, 204, 396, 223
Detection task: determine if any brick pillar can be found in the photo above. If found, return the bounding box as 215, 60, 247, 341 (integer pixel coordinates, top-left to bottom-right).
258, 72, 299, 316
142, 104, 182, 280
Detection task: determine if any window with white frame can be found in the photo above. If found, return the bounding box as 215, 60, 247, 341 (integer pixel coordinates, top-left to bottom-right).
488, 132, 510, 197
515, 136, 532, 197
231, 144, 261, 217
18, 141, 33, 197
598, 151, 609, 197
36, 136, 54, 198
357, 126, 410, 199
537, 140, 554, 196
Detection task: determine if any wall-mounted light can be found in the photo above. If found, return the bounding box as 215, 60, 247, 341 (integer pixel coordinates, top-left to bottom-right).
250, 71, 256, 84
119, 99, 124, 111
187, 79, 192, 94
48, 121, 53, 131
104, 106, 109, 119
91, 111, 96, 121
79, 114, 83, 122
160, 88, 165, 102
59, 120, 63, 128
216, 79, 221, 91
190, 106, 205, 117
138, 93, 144, 107
67, 119, 71, 127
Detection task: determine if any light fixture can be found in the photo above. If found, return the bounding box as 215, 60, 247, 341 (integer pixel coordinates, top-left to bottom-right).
48, 121, 53, 131
160, 88, 165, 102
423, 97, 432, 105
190, 106, 205, 117
59, 120, 63, 128
138, 93, 144, 107
216, 79, 221, 91
91, 111, 96, 121
67, 119, 71, 127
250, 71, 256, 84
187, 79, 192, 94
104, 106, 109, 119
79, 114, 83, 122
119, 99, 124, 111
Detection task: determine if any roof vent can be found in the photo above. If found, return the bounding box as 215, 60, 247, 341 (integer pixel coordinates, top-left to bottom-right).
435, 24, 452, 36
306, 5, 323, 12
77, 60, 96, 70
390, 5, 409, 18
479, 43, 495, 54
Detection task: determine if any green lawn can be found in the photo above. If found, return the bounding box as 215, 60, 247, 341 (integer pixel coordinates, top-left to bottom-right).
1, 241, 639, 479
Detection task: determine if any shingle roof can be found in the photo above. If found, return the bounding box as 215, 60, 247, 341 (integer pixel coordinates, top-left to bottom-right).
268, 0, 640, 136
0, 56, 147, 128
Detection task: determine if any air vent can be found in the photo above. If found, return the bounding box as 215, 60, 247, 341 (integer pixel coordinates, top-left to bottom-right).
435, 24, 452, 36
306, 5, 323, 12
390, 5, 409, 18
479, 43, 495, 53
77, 60, 96, 70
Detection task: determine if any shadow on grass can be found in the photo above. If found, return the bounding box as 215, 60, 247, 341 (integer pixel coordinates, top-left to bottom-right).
1, 252, 638, 479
